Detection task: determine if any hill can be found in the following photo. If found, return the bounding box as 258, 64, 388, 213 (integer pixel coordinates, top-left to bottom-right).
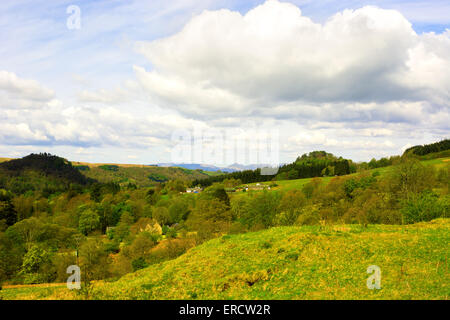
2, 219, 448, 300
404, 139, 450, 158
230, 156, 449, 195
156, 163, 270, 173
0, 147, 448, 300
84, 219, 450, 300
73, 161, 216, 187
0, 155, 218, 191
193, 151, 354, 187
157, 163, 238, 173
0, 153, 93, 194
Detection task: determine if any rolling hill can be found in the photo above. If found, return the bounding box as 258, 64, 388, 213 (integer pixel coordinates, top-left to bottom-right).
0, 148, 448, 300
0, 153, 94, 194
73, 161, 215, 187
2, 218, 448, 300
0, 155, 218, 191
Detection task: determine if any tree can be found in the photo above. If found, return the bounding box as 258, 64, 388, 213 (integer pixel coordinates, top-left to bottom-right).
168, 198, 190, 223
389, 159, 435, 200
112, 212, 134, 243
0, 189, 17, 226
78, 209, 100, 235
302, 178, 321, 199
186, 199, 232, 241
223, 178, 242, 188
0, 232, 24, 282
131, 257, 149, 272
90, 184, 102, 202
11, 195, 33, 221
152, 206, 171, 226
20, 244, 55, 284
124, 232, 158, 260
203, 184, 230, 207
6, 217, 44, 249
190, 199, 232, 223
79, 238, 110, 286
335, 160, 350, 176
164, 180, 187, 193
241, 191, 281, 229
276, 190, 306, 225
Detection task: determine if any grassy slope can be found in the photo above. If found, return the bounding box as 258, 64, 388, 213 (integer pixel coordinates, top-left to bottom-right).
232, 157, 449, 196
0, 284, 67, 300
4, 219, 448, 300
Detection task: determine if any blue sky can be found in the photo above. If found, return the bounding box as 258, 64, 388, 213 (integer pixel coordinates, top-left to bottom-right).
0, 0, 449, 164
2, 0, 448, 94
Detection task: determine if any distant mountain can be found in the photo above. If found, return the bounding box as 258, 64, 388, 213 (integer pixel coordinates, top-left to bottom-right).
157, 163, 236, 173
226, 163, 271, 171
156, 163, 270, 173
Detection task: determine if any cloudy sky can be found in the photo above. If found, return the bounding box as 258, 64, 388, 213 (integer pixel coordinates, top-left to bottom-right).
0, 0, 449, 165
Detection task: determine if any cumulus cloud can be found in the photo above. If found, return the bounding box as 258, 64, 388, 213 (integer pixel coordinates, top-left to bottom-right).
77, 80, 143, 104
0, 98, 206, 150
0, 1, 448, 163
134, 0, 449, 120
0, 71, 55, 108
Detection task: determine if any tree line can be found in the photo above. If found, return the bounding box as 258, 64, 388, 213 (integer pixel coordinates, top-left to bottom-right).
193, 151, 354, 187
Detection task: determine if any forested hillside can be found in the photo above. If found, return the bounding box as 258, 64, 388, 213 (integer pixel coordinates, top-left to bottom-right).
0, 153, 94, 195
404, 139, 450, 157
0, 148, 448, 298
194, 151, 356, 187
75, 162, 213, 187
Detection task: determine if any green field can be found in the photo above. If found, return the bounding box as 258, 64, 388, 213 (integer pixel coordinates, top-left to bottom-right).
231, 157, 449, 197
2, 218, 448, 300
0, 285, 66, 300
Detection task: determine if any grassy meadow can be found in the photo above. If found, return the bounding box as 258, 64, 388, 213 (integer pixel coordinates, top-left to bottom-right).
232, 157, 449, 196
2, 218, 448, 300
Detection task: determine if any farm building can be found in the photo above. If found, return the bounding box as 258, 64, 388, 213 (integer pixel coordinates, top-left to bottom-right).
186, 187, 202, 193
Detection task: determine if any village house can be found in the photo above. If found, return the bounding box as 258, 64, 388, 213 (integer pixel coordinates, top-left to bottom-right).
186, 187, 202, 193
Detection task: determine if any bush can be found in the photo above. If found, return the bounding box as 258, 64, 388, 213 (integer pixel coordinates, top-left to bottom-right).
240, 191, 280, 228
228, 222, 247, 235
53, 251, 77, 282
401, 191, 449, 224
296, 210, 320, 226
131, 257, 149, 271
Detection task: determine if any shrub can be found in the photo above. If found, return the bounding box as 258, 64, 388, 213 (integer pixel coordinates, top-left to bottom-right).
296, 210, 320, 226
53, 251, 77, 282
131, 257, 149, 271
240, 191, 280, 228
401, 191, 449, 224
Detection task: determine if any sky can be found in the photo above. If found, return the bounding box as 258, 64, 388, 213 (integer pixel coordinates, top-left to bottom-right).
0, 0, 449, 165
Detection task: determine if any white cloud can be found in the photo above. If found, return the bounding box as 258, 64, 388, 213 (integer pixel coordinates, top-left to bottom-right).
134, 1, 449, 120
0, 1, 448, 164
0, 70, 54, 105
